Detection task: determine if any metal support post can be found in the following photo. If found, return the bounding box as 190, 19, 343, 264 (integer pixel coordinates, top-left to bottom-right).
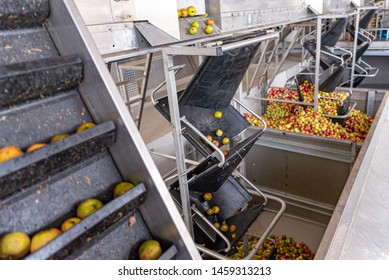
314, 17, 322, 112
161, 51, 194, 237
350, 10, 361, 89
136, 53, 153, 129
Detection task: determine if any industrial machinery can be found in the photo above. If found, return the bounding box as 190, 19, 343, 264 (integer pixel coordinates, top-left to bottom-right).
2, 0, 389, 261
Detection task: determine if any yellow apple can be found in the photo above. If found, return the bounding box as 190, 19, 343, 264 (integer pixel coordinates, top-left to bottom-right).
138, 240, 163, 260
76, 122, 96, 133
77, 198, 104, 219
180, 8, 188, 17
0, 146, 23, 163
0, 232, 30, 260
214, 111, 222, 119
203, 192, 212, 201
61, 217, 82, 232
51, 134, 69, 143
26, 143, 46, 153
30, 228, 62, 253
113, 182, 135, 198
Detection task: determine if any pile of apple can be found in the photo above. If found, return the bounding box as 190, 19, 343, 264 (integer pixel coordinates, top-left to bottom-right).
245, 81, 374, 142
228, 234, 315, 260
0, 181, 134, 259
0, 122, 96, 164
202, 192, 238, 239
178, 5, 215, 35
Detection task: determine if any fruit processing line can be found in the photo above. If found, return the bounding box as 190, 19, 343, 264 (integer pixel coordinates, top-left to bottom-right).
0, 0, 200, 259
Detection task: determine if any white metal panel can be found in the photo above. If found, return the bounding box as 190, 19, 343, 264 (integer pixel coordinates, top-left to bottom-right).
306, 0, 324, 14
219, 0, 306, 12
134, 0, 180, 39
87, 23, 139, 55
74, 0, 113, 25
110, 0, 135, 22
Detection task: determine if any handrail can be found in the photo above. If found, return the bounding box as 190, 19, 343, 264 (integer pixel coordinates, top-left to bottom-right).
233, 98, 267, 132
150, 65, 185, 105
180, 117, 226, 168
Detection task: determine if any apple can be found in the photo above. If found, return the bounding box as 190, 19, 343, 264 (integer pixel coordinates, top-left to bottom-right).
212, 205, 220, 214
229, 224, 237, 233
214, 110, 222, 119
77, 198, 103, 219
187, 6, 196, 17
206, 208, 214, 216
113, 181, 135, 198
0, 232, 30, 260
180, 8, 188, 17
204, 25, 214, 34
206, 135, 213, 142
26, 143, 46, 153
177, 10, 182, 18
213, 222, 220, 229
212, 140, 220, 147
138, 240, 163, 260
188, 26, 198, 35
221, 137, 230, 145
220, 223, 229, 232
215, 129, 223, 137
203, 192, 212, 201
30, 228, 62, 253
0, 146, 23, 163
76, 122, 96, 133
61, 217, 81, 232
51, 133, 69, 143
222, 150, 229, 157
205, 18, 214, 25
191, 20, 200, 28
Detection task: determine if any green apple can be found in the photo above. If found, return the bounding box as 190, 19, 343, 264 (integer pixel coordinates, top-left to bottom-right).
188, 26, 198, 35
204, 25, 214, 34
215, 129, 223, 137
191, 20, 200, 28
187, 6, 196, 17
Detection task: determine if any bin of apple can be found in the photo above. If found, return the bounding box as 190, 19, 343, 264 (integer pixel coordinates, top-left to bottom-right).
228, 234, 315, 260
244, 82, 374, 142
